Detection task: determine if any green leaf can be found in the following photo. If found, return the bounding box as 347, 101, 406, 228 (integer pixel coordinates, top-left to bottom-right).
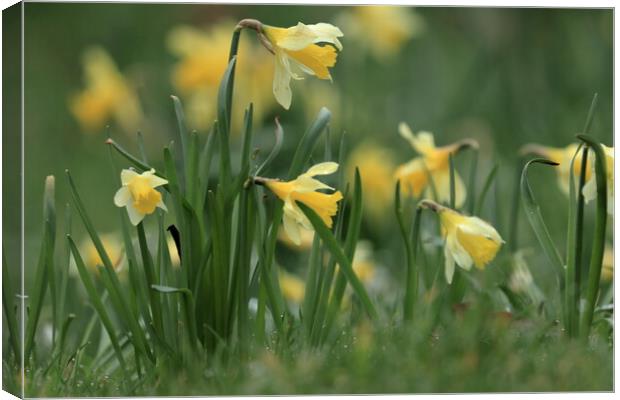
171, 95, 189, 162
449, 153, 456, 209
475, 163, 498, 216
255, 117, 283, 177
577, 134, 608, 338
2, 250, 20, 359
287, 107, 332, 179
297, 202, 377, 320
520, 159, 565, 279
216, 57, 236, 182
106, 138, 166, 182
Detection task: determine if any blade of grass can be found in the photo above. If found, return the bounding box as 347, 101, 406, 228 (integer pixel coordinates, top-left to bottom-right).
2, 250, 20, 360
449, 154, 456, 209
467, 148, 479, 214
171, 95, 189, 162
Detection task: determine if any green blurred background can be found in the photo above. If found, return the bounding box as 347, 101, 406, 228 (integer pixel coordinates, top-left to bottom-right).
4, 4, 613, 292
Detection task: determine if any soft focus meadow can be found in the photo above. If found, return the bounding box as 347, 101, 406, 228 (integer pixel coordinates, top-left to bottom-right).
2, 4, 614, 396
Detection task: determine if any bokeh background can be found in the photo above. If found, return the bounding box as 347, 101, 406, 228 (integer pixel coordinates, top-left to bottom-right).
3, 5, 613, 302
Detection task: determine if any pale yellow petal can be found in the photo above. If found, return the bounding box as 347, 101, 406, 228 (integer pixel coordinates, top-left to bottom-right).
273, 52, 293, 109
304, 161, 339, 177
294, 176, 334, 193
126, 203, 144, 226
121, 169, 138, 185
444, 246, 456, 284
446, 231, 473, 271
283, 212, 302, 246
114, 187, 131, 207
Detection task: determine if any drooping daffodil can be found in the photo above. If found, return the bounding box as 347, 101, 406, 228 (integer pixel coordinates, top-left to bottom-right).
582, 143, 614, 216
395, 123, 475, 207
421, 199, 504, 284
259, 21, 343, 110
114, 169, 168, 225
520, 143, 592, 196
256, 162, 343, 246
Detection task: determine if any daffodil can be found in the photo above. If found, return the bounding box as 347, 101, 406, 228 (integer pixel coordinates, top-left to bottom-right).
347, 142, 395, 222
520, 143, 592, 195
421, 199, 504, 284
114, 169, 168, 225
582, 144, 614, 216
69, 47, 143, 134
279, 270, 305, 303
336, 6, 424, 61
260, 22, 343, 109
167, 22, 275, 131
258, 162, 343, 246
395, 123, 473, 207
277, 226, 315, 250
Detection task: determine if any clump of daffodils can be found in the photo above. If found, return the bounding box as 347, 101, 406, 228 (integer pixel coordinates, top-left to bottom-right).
395, 122, 475, 207
239, 19, 343, 110
114, 168, 168, 225
69, 47, 143, 134
420, 199, 504, 284
255, 162, 343, 246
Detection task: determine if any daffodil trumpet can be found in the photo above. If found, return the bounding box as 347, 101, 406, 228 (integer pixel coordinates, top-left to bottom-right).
419, 199, 504, 284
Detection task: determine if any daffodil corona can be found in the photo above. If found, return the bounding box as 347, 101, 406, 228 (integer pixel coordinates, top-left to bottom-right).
114, 169, 168, 225
395, 123, 473, 207
257, 162, 343, 246
421, 200, 504, 284
259, 22, 343, 110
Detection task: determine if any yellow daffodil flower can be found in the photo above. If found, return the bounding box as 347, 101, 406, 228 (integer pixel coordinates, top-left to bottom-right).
395, 123, 472, 207
259, 162, 343, 246
520, 143, 592, 196
280, 270, 305, 303
75, 233, 125, 275
601, 246, 614, 282
582, 144, 614, 216
69, 47, 143, 134
337, 6, 424, 60
114, 169, 168, 225
167, 22, 275, 131
421, 199, 504, 284
260, 22, 343, 109
347, 142, 395, 222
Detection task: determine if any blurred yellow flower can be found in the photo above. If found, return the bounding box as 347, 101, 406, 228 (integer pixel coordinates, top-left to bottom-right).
261, 22, 343, 109
69, 47, 143, 134
521, 143, 592, 196
601, 246, 614, 282
167, 22, 275, 131
337, 6, 424, 60
347, 142, 395, 221
422, 200, 503, 284
114, 169, 168, 225
261, 162, 343, 246
280, 270, 305, 303
395, 123, 470, 207
582, 143, 614, 216
77, 233, 124, 274
351, 241, 376, 284
167, 237, 181, 268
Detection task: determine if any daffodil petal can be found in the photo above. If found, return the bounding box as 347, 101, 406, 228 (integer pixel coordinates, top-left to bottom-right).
273, 52, 293, 109
126, 203, 144, 226
444, 247, 456, 284
308, 22, 344, 50
446, 231, 473, 271
294, 176, 334, 193
283, 212, 302, 245
121, 169, 138, 185
582, 177, 597, 204
146, 172, 169, 188
304, 161, 339, 177
433, 168, 467, 208
113, 187, 131, 207
157, 199, 168, 212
